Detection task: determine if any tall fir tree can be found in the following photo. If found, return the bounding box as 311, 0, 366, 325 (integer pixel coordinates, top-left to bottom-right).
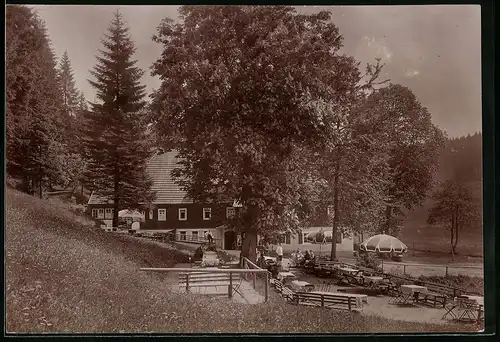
77, 91, 88, 112
82, 10, 155, 227
57, 51, 80, 118
57, 51, 82, 157
6, 5, 67, 196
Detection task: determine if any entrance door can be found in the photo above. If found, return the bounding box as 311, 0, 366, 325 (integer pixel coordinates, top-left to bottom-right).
224, 230, 237, 250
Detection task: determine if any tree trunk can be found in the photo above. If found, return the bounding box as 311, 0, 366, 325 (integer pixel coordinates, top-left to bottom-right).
240, 223, 258, 264
113, 159, 120, 227
450, 213, 455, 261
384, 206, 392, 235
38, 158, 43, 199
453, 206, 459, 255
113, 187, 119, 228
330, 153, 341, 262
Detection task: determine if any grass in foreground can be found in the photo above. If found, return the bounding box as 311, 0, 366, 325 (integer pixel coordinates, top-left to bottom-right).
5, 188, 480, 333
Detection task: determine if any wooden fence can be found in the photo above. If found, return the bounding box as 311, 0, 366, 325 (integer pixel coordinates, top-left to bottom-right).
378, 259, 483, 277
140, 267, 270, 302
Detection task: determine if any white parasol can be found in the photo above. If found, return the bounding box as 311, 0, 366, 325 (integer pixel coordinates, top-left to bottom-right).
360, 234, 408, 253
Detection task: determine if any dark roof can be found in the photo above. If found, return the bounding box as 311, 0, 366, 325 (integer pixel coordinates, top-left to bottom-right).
147, 151, 192, 204
88, 150, 192, 205
88, 193, 113, 205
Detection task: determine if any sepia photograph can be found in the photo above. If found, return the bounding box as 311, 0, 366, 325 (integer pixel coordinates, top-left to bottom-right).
5, 3, 487, 334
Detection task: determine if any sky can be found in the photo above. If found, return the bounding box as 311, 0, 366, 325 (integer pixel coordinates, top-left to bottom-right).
32, 5, 482, 138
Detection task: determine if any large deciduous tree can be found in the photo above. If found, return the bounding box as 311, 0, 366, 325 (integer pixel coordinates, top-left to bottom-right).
82, 10, 155, 227
360, 84, 445, 236
427, 180, 481, 259
6, 5, 67, 197
310, 77, 394, 261
150, 6, 369, 262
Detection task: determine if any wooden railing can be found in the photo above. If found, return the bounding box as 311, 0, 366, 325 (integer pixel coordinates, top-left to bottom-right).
241, 257, 272, 301
140, 267, 270, 302
378, 259, 483, 277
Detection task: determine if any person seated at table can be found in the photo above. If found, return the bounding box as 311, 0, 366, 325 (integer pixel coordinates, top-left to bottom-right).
258, 254, 266, 267
304, 250, 311, 261
309, 250, 315, 260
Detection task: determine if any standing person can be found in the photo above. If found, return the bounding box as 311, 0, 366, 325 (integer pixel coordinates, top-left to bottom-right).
207, 231, 213, 245
276, 242, 283, 265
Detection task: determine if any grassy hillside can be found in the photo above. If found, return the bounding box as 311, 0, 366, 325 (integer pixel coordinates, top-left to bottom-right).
5, 188, 478, 333
401, 181, 483, 258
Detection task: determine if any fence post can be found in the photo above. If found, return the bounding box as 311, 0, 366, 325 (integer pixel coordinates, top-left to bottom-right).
186, 274, 190, 293
228, 271, 233, 299
264, 271, 269, 302
403, 265, 406, 275
381, 259, 384, 273
445, 266, 449, 277
252, 272, 256, 289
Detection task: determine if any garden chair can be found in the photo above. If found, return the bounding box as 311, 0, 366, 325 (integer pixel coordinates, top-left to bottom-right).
388, 286, 405, 305
319, 281, 333, 292
442, 297, 458, 320
457, 298, 480, 322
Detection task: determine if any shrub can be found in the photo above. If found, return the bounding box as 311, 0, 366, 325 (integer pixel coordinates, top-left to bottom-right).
201, 259, 220, 267
417, 275, 484, 295
354, 251, 381, 270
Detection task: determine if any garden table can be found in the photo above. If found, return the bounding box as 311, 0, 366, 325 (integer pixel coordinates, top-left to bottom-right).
291, 280, 315, 292
337, 267, 359, 276
363, 276, 384, 283
390, 285, 427, 305
277, 271, 296, 281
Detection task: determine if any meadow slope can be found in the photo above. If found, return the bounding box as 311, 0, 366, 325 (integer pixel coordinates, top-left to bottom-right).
5, 188, 479, 333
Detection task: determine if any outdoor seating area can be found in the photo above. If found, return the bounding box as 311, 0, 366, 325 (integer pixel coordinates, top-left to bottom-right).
386, 283, 484, 324
263, 256, 483, 326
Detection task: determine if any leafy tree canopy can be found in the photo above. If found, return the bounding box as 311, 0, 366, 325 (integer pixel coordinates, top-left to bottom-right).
150, 5, 384, 260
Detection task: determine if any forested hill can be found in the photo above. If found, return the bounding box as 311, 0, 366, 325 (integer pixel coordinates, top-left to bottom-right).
437, 132, 482, 183
401, 132, 483, 256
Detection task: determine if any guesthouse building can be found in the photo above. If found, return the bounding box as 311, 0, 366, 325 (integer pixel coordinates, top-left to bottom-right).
88, 150, 353, 253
